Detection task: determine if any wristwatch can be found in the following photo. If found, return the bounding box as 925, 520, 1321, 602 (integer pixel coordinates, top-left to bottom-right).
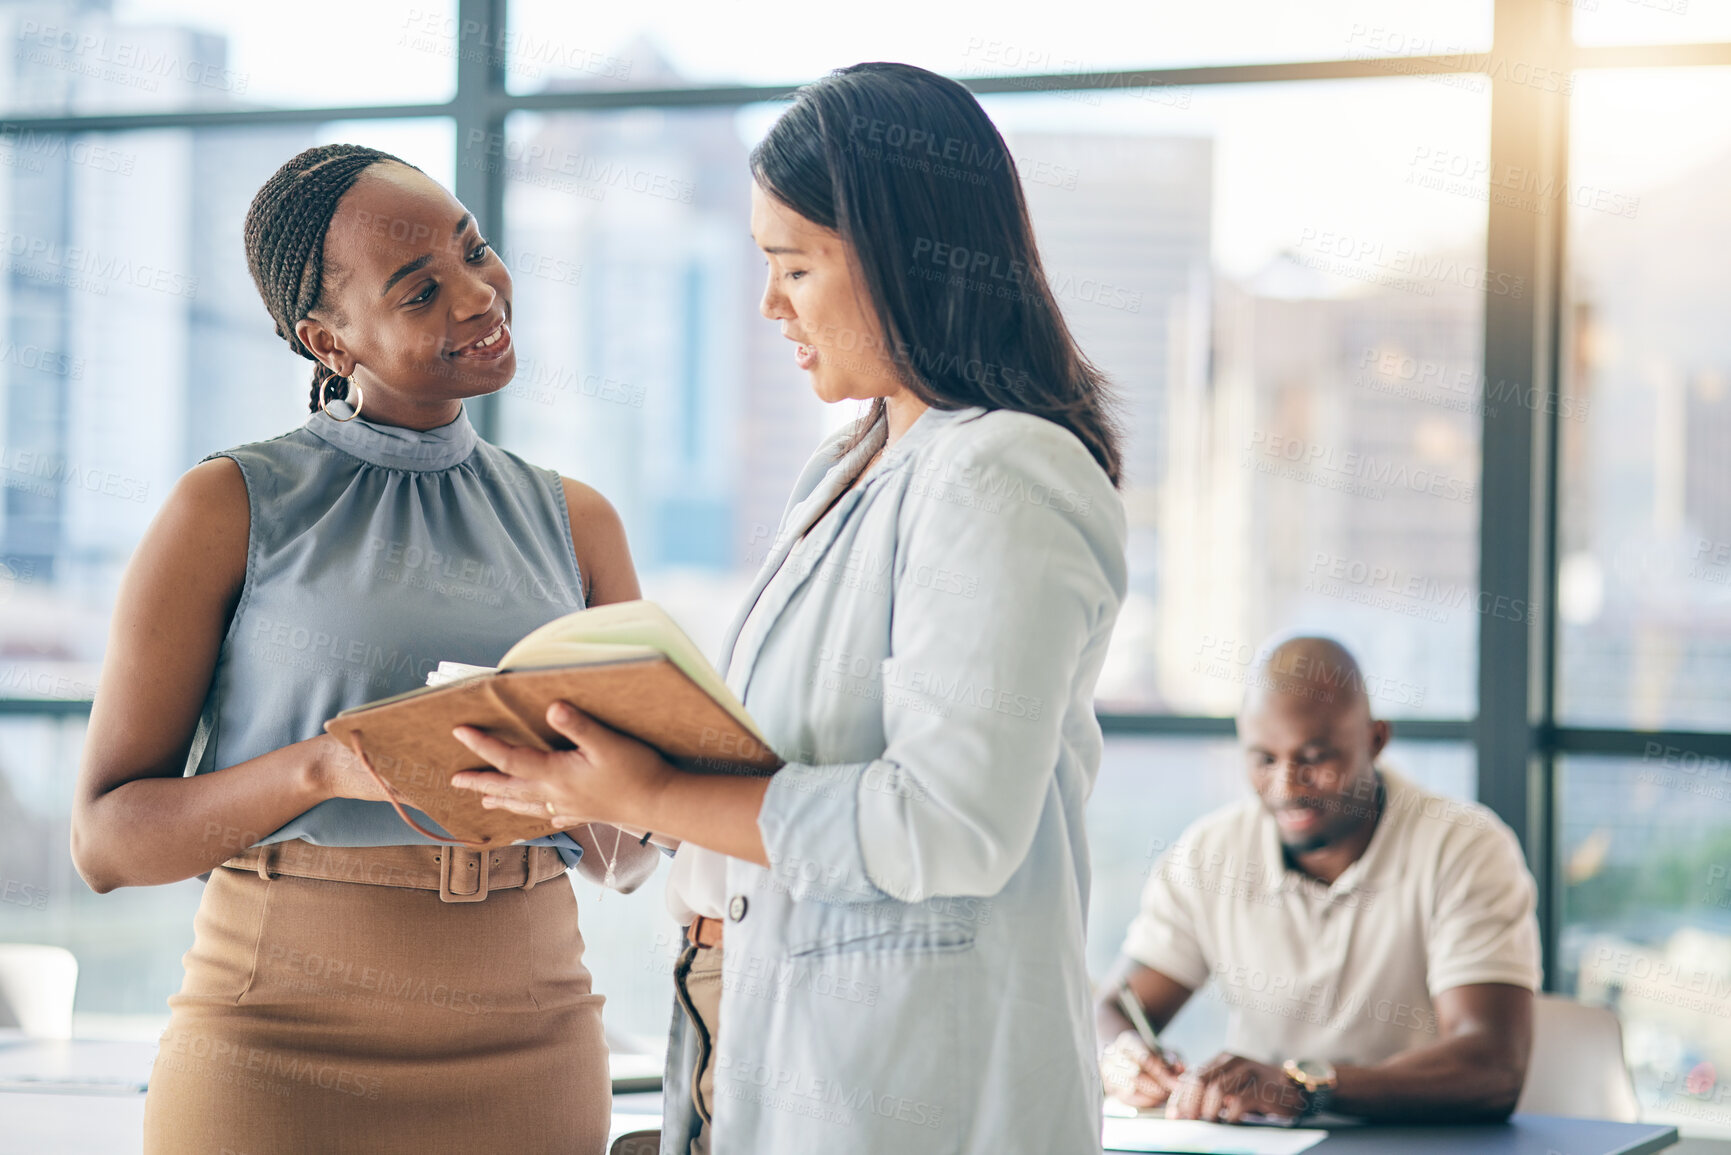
1282, 1058, 1338, 1117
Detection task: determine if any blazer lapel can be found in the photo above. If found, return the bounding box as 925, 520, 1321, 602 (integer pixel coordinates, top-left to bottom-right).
713, 421, 884, 683
713, 404, 969, 693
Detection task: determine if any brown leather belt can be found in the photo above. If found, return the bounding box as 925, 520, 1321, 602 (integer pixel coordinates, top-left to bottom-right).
689, 914, 725, 949
221, 839, 568, 903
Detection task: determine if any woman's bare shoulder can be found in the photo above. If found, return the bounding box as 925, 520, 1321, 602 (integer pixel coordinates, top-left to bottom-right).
558, 476, 639, 605
139, 456, 250, 590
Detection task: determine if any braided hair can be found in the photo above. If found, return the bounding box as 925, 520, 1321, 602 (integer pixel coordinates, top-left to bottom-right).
242, 144, 422, 413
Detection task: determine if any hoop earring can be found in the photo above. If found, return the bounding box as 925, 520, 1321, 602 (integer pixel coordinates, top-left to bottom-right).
321, 374, 364, 422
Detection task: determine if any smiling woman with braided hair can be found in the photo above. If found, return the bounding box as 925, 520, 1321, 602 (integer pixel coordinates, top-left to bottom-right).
70, 144, 657, 1154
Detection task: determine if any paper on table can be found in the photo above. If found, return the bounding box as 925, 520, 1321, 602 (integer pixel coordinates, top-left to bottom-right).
1102, 1116, 1327, 1154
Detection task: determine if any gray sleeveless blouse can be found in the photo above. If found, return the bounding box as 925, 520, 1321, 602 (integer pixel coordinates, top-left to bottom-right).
187, 402, 586, 864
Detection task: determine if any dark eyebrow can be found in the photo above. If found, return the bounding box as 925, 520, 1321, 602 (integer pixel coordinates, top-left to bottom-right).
381, 214, 476, 296
749, 232, 805, 255
381, 254, 432, 296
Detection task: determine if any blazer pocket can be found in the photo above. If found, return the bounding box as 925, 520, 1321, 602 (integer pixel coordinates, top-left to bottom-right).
785, 922, 976, 959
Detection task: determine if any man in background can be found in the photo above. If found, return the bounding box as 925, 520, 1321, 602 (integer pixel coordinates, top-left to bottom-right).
1095, 636, 1540, 1122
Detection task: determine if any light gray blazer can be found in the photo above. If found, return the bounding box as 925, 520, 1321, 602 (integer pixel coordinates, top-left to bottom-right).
661, 404, 1127, 1154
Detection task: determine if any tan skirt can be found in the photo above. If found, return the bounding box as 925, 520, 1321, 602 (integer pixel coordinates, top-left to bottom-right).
142, 850, 610, 1155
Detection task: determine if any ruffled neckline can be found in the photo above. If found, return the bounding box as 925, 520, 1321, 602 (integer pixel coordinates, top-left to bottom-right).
305, 402, 480, 472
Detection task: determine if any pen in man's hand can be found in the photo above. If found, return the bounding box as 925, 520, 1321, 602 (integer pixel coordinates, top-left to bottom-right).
1116, 983, 1168, 1061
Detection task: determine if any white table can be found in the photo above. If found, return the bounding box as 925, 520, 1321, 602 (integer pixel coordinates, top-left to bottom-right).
0, 1034, 154, 1094
0, 1092, 149, 1155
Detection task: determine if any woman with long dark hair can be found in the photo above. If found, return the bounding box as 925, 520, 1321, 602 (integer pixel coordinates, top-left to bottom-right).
72, 145, 659, 1154
452, 62, 1127, 1153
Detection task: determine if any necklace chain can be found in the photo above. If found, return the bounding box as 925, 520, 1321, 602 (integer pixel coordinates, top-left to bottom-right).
586, 822, 626, 895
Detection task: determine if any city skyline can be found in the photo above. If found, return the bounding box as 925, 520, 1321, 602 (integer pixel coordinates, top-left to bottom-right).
0, 11, 1722, 718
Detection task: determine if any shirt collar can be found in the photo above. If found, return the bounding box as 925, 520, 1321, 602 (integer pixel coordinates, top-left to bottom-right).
1334, 767, 1409, 895
1261, 766, 1403, 898
305, 401, 480, 472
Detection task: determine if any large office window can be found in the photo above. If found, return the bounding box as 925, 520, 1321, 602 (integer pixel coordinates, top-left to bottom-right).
1557, 67, 1731, 732
503, 0, 1494, 88
1554, 65, 1731, 1129
977, 81, 1488, 718
4, 2, 459, 114
0, 0, 1726, 1132
487, 77, 1491, 715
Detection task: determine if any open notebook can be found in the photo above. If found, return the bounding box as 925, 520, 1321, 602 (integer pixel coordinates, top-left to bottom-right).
324, 600, 780, 849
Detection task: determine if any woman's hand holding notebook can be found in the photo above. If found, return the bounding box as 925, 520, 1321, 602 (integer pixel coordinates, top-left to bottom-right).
323, 600, 780, 849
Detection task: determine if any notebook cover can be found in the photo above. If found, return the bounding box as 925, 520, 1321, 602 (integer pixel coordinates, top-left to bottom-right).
322, 655, 782, 847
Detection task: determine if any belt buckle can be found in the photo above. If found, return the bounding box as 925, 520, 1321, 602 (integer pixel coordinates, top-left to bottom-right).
438, 846, 491, 902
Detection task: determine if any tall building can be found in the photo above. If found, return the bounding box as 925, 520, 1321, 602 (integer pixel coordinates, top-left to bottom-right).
0, 0, 312, 692
1158, 255, 1484, 717
1008, 131, 1483, 714
1561, 146, 1731, 728
496, 40, 829, 583
1009, 132, 1214, 706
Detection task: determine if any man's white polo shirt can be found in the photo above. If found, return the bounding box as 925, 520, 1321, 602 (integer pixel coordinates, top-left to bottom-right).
1120, 768, 1541, 1066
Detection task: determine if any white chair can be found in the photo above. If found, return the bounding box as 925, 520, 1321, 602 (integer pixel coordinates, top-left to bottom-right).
1515, 993, 1640, 1121
0, 944, 78, 1039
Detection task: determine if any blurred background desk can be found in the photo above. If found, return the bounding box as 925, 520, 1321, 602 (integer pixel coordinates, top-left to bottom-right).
1304, 1115, 1679, 1154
